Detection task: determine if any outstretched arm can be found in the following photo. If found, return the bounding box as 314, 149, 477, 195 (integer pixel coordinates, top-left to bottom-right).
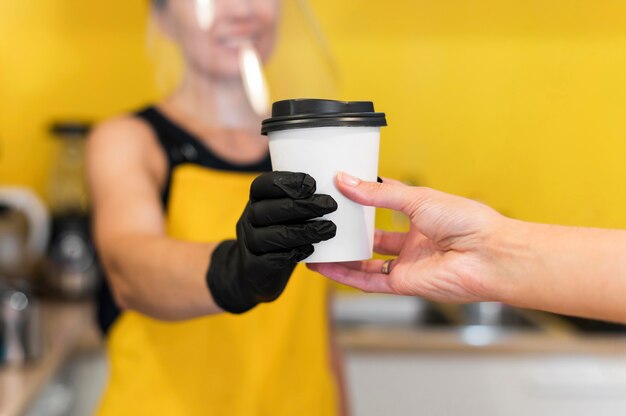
88, 117, 337, 320
87, 117, 220, 320
310, 172, 626, 324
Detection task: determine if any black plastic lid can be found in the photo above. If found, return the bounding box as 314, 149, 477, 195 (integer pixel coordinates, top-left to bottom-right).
261, 99, 387, 135
50, 121, 92, 139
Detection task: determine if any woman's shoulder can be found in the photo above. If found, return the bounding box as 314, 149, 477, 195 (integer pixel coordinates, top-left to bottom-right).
89, 108, 161, 151
87, 109, 165, 172
93, 109, 156, 140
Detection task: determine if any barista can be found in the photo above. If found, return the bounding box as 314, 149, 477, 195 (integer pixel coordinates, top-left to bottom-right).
87, 1, 346, 414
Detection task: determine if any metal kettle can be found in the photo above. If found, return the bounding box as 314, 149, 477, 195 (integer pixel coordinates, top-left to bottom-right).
0, 187, 49, 365
0, 187, 50, 280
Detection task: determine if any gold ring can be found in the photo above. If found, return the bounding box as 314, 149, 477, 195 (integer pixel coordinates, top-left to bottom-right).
381, 259, 393, 275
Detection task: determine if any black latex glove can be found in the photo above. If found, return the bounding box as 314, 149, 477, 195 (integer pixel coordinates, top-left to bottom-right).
206, 171, 338, 314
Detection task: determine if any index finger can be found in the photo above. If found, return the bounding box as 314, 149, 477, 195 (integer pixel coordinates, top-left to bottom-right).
335, 172, 434, 217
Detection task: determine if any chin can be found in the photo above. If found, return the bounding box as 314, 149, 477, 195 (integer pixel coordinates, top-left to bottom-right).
188, 57, 240, 81
207, 65, 244, 81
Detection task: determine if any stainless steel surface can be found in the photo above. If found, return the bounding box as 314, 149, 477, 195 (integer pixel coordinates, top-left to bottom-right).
25, 349, 106, 416
461, 302, 524, 326
332, 294, 430, 327
0, 190, 48, 366
0, 188, 50, 281
0, 301, 95, 416
1, 287, 42, 365
332, 293, 626, 353
333, 294, 539, 330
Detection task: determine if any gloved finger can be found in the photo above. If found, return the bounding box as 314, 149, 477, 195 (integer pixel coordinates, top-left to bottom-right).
258, 245, 315, 269
248, 195, 338, 227
245, 221, 336, 254
250, 171, 316, 201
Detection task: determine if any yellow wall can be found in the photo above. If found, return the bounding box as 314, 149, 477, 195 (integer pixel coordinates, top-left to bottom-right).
0, 1, 159, 199
1, 1, 626, 228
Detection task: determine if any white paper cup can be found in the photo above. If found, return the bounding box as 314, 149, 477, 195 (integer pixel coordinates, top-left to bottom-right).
262, 99, 387, 263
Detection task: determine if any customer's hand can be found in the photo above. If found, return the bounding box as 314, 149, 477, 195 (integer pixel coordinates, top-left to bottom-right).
308, 173, 509, 303
208, 171, 338, 313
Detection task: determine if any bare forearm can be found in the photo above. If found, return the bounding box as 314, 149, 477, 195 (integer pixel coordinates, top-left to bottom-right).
495, 219, 626, 323
101, 235, 222, 320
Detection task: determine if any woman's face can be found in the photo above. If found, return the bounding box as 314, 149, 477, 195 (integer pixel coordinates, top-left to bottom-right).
159, 0, 280, 79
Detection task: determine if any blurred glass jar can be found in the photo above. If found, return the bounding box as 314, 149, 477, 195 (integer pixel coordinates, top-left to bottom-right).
48, 122, 91, 215
43, 122, 99, 300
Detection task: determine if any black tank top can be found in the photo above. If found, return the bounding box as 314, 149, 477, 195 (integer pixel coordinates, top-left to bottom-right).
96, 106, 272, 335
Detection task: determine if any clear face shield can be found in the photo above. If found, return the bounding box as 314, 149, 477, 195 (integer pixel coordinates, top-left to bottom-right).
146, 0, 337, 132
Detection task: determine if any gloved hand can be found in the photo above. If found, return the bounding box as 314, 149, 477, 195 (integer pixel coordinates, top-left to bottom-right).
207, 171, 338, 314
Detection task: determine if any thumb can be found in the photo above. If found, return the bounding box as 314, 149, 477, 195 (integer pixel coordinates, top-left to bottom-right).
336, 172, 430, 216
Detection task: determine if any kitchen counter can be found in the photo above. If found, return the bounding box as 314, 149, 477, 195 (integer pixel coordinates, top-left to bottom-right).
333, 294, 626, 354
5, 298, 626, 415
338, 325, 626, 355
334, 297, 626, 416
0, 301, 99, 416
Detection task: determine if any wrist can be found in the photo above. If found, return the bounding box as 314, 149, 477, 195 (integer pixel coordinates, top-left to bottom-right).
481, 216, 538, 307
206, 240, 258, 314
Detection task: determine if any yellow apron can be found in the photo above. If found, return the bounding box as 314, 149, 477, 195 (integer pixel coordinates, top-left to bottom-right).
97, 164, 338, 415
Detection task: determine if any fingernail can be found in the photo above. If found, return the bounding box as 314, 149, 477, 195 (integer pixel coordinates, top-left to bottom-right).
339, 172, 360, 187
